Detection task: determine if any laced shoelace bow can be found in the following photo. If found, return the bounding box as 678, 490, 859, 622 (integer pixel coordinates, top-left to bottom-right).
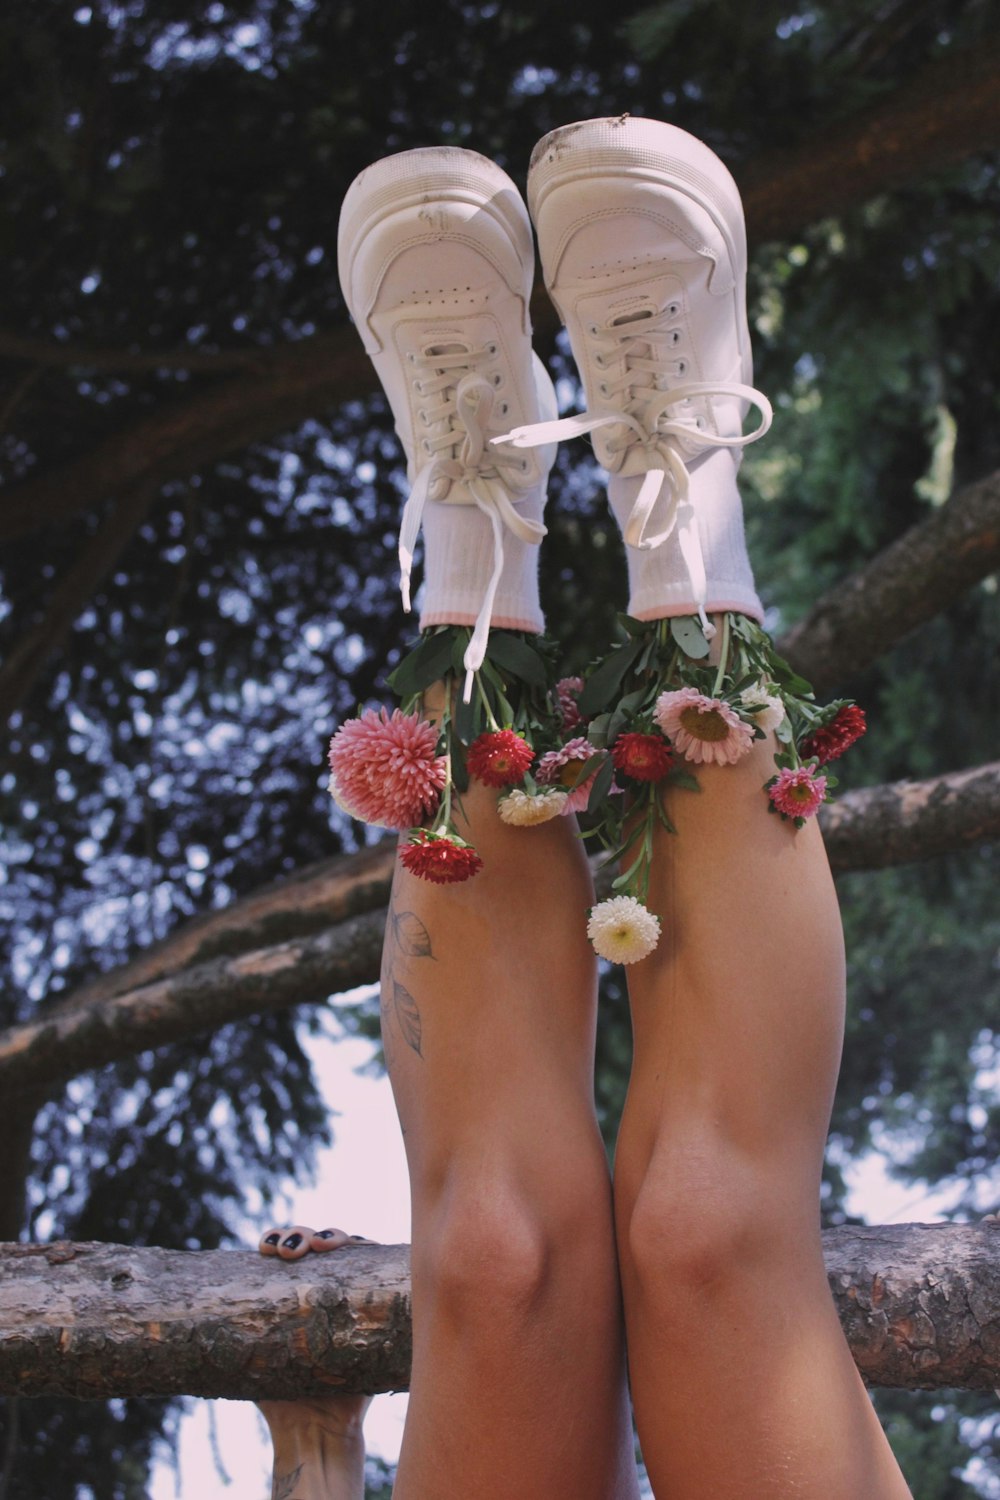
493, 307, 772, 638
399, 344, 546, 700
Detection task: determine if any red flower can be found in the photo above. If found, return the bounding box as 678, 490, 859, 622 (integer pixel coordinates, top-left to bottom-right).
466, 730, 534, 788
611, 732, 674, 782
800, 705, 867, 765
399, 830, 483, 884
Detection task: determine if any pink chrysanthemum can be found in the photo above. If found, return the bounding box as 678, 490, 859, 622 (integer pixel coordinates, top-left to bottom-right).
536, 735, 601, 814
327, 707, 446, 830
466, 729, 534, 788
800, 705, 867, 765
399, 829, 483, 884
611, 731, 674, 783
556, 676, 586, 733
767, 765, 828, 823
653, 687, 754, 766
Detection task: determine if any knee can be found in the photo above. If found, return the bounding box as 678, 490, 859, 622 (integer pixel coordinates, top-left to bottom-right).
622, 1143, 795, 1310
417, 1153, 612, 1324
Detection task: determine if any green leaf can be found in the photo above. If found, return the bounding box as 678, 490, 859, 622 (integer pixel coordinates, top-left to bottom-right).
670, 616, 711, 659
587, 712, 612, 749
406, 630, 460, 693
451, 735, 470, 792
485, 631, 547, 688
667, 768, 701, 793
453, 690, 476, 746
578, 637, 644, 717
586, 753, 615, 814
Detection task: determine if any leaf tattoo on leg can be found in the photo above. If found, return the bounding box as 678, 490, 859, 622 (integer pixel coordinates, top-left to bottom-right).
380, 896, 433, 1060
389, 907, 435, 960
392, 978, 423, 1057
272, 1464, 303, 1500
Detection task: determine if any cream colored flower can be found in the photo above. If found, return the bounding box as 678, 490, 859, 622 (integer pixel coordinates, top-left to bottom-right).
497, 787, 568, 826
739, 682, 785, 734
586, 896, 661, 964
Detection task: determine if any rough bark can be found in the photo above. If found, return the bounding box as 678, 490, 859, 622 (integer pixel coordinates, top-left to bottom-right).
54, 842, 397, 1017
0, 913, 386, 1102
1, 1224, 998, 1398
777, 469, 1000, 696
2, 762, 996, 1100
3, 44, 999, 546
822, 761, 1000, 873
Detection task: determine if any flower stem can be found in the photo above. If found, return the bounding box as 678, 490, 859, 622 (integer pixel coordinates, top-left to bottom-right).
712, 612, 731, 698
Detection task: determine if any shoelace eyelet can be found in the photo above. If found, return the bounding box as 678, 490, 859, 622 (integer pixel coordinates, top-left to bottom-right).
667, 301, 681, 317
669, 330, 681, 347
486, 342, 498, 356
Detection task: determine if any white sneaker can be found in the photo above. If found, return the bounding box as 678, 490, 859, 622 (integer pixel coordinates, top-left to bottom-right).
337, 147, 556, 693
498, 116, 772, 631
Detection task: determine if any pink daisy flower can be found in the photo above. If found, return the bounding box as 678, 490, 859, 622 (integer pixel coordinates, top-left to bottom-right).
466, 729, 534, 788
327, 707, 446, 830
536, 735, 602, 815
767, 765, 828, 823
653, 687, 754, 766
399, 829, 483, 884
556, 676, 586, 733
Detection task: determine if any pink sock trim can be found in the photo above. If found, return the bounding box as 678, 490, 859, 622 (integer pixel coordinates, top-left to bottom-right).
631, 599, 765, 625
419, 610, 542, 633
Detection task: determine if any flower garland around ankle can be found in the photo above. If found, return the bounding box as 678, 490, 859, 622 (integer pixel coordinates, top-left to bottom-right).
577, 613, 866, 963
326, 626, 565, 883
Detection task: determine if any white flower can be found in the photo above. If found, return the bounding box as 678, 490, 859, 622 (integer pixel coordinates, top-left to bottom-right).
497, 787, 568, 826
739, 682, 785, 734
586, 895, 661, 964
327, 771, 368, 822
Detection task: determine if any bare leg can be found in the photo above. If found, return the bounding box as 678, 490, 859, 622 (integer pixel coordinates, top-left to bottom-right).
614, 728, 913, 1497
258, 1394, 371, 1500
385, 746, 639, 1499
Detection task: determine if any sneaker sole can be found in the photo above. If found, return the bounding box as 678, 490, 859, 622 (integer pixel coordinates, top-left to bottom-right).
527, 116, 752, 383
337, 146, 536, 340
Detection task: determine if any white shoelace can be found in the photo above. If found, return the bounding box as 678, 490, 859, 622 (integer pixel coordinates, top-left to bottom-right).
492, 308, 772, 637
399, 344, 546, 699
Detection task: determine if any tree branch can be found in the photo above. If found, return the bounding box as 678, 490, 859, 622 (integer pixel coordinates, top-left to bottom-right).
3, 43, 999, 543
0, 912, 386, 1102
1, 1225, 999, 1398
778, 469, 1000, 696
2, 761, 997, 1100
739, 37, 1000, 244
822, 761, 1000, 872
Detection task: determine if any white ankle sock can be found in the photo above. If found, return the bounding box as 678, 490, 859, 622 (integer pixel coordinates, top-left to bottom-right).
417, 354, 556, 635
418, 477, 546, 633
608, 446, 763, 623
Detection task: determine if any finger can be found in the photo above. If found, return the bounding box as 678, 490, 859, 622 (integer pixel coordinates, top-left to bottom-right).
276, 1225, 316, 1260
258, 1227, 285, 1256
310, 1228, 350, 1251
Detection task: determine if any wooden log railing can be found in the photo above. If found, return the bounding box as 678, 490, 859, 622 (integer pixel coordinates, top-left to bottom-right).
2, 1224, 1000, 1400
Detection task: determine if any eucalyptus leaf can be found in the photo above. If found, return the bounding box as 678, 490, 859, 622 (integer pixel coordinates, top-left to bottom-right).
485, 631, 547, 688
586, 753, 616, 814
578, 637, 644, 716
670, 616, 711, 659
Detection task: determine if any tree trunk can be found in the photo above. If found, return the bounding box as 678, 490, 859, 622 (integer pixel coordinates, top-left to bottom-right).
1, 1225, 999, 1399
